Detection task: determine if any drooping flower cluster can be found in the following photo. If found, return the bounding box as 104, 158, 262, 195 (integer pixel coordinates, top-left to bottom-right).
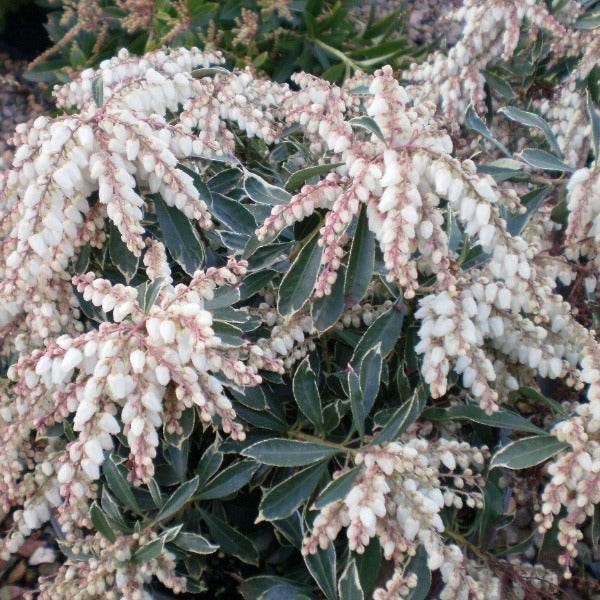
0, 46, 290, 354
32, 530, 186, 600
258, 65, 521, 301
303, 438, 489, 599
0, 259, 282, 556
402, 0, 573, 127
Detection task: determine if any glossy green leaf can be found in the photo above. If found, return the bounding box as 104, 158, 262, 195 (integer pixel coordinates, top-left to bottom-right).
242, 439, 341, 467
154, 196, 206, 275
304, 543, 337, 600
293, 357, 324, 431
349, 116, 385, 141
136, 277, 164, 314
359, 345, 383, 417
104, 455, 142, 515
313, 467, 360, 510
278, 231, 323, 315
244, 172, 291, 205
422, 405, 545, 434
500, 106, 562, 156
196, 461, 258, 500
588, 91, 600, 158
132, 537, 164, 563
90, 502, 116, 542
465, 105, 510, 156
351, 304, 405, 366
153, 476, 199, 523
338, 560, 364, 600
405, 546, 431, 600
174, 532, 219, 554
490, 435, 569, 470
258, 461, 328, 521
345, 206, 375, 305
519, 149, 573, 173
109, 223, 139, 283
312, 266, 346, 332
505, 186, 549, 236
371, 386, 426, 445
200, 509, 259, 565
284, 163, 344, 192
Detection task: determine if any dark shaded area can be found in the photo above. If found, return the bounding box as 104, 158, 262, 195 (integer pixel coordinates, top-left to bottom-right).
0, 1, 51, 60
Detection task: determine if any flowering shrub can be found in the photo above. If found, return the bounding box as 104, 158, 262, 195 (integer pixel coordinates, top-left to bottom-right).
1, 1, 600, 598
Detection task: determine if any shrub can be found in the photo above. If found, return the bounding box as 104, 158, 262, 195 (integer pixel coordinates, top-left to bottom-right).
0, 1, 600, 599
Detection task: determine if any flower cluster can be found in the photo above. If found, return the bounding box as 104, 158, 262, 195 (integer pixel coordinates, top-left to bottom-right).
402, 0, 573, 127
0, 259, 282, 556
303, 438, 488, 599
32, 530, 185, 600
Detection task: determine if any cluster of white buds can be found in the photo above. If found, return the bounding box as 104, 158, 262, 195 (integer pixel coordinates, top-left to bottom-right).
250, 303, 315, 370
0, 260, 283, 553
303, 438, 486, 599
258, 65, 521, 301
0, 46, 293, 354
403, 0, 570, 126
415, 262, 583, 413
564, 162, 600, 273
30, 530, 185, 599
533, 343, 600, 577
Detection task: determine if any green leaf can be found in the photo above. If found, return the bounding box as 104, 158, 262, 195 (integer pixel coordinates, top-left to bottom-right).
284, 163, 344, 192
244, 172, 291, 205
312, 266, 346, 332
573, 12, 600, 29
293, 357, 324, 431
499, 106, 562, 157
405, 546, 431, 600
240, 576, 310, 600
278, 231, 323, 316
136, 278, 164, 314
349, 116, 385, 141
465, 105, 510, 156
351, 304, 405, 366
313, 467, 360, 510
90, 502, 116, 542
195, 441, 223, 486
211, 321, 245, 346
338, 560, 364, 600
588, 92, 600, 158
519, 149, 573, 173
348, 369, 365, 438
304, 543, 337, 600
200, 509, 259, 565
484, 71, 515, 100
345, 206, 375, 305
174, 532, 219, 554
210, 192, 257, 235
505, 186, 549, 236
359, 346, 383, 417
371, 386, 426, 445
242, 439, 341, 467
109, 223, 139, 283
92, 77, 104, 107
153, 476, 199, 523
104, 455, 142, 515
196, 461, 258, 500
354, 540, 381, 596
258, 461, 328, 521
100, 488, 133, 533
154, 196, 206, 275
132, 537, 164, 563
490, 435, 569, 470
422, 405, 546, 434
517, 386, 568, 416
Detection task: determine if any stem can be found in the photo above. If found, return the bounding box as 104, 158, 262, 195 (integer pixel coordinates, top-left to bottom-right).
291, 431, 351, 452
313, 39, 362, 74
